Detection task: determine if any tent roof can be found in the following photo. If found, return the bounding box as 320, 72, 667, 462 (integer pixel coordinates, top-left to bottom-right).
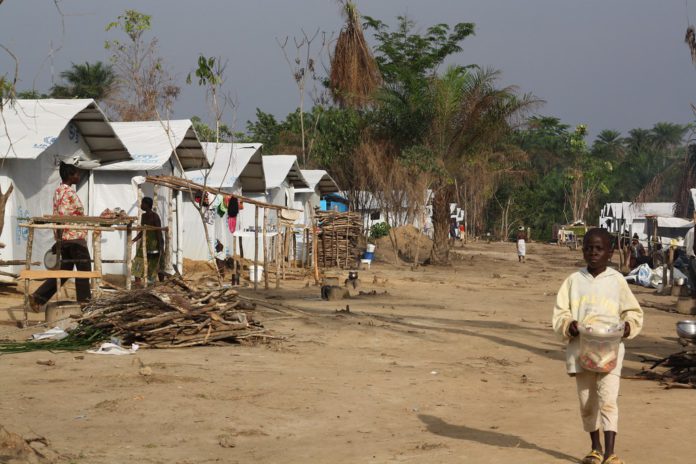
95, 120, 208, 171
0, 99, 130, 165
262, 155, 309, 189
187, 143, 265, 193
296, 169, 340, 194
601, 202, 676, 222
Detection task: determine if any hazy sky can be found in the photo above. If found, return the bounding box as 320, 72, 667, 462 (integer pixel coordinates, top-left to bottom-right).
2, 0, 696, 139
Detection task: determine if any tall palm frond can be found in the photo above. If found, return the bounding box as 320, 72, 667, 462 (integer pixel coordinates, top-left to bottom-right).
329, 1, 381, 108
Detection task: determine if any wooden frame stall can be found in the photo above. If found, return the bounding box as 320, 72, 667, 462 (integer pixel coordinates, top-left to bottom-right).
144, 175, 310, 290
18, 215, 140, 323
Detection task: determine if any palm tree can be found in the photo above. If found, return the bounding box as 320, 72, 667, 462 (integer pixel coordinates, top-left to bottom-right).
593, 129, 624, 157
425, 66, 539, 263
651, 122, 690, 164
50, 61, 116, 101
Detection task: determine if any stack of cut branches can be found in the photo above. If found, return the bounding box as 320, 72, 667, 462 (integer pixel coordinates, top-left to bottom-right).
635, 351, 696, 388
78, 278, 264, 348
316, 211, 362, 268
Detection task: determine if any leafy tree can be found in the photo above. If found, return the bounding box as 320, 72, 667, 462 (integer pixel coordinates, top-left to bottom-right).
105, 9, 180, 120
16, 89, 49, 99
363, 15, 475, 85
50, 61, 116, 100
190, 116, 235, 143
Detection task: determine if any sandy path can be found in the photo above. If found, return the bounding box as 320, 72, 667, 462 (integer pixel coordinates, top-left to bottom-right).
0, 242, 692, 463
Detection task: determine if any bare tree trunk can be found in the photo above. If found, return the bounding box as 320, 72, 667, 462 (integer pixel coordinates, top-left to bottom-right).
0, 183, 14, 243
430, 184, 452, 265
387, 226, 399, 265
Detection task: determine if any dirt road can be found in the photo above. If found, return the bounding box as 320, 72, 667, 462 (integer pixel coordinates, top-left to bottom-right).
0, 242, 691, 463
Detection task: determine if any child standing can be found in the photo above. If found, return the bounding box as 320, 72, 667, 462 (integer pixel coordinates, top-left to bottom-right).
552, 228, 643, 464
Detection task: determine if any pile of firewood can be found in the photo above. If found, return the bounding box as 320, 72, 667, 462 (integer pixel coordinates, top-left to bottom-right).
316, 211, 362, 268
78, 279, 265, 348
635, 351, 696, 388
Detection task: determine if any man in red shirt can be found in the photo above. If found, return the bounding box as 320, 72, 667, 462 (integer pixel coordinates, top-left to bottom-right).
30, 162, 92, 310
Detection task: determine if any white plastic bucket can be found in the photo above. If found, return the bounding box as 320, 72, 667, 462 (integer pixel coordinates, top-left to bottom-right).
366, 244, 376, 253
249, 265, 264, 283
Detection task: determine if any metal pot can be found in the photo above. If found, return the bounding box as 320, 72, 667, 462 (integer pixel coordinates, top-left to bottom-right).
676, 320, 696, 340
43, 248, 59, 270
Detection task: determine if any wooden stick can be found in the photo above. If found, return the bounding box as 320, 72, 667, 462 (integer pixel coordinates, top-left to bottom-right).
263, 208, 269, 289
275, 214, 280, 289
92, 230, 102, 297
292, 229, 297, 269
282, 226, 287, 281
304, 228, 309, 269
24, 226, 34, 322
312, 212, 320, 284
125, 223, 133, 290
139, 187, 148, 288
254, 205, 259, 292
166, 187, 174, 274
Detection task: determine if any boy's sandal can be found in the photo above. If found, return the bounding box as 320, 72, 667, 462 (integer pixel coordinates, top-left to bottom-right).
602, 455, 624, 464
582, 450, 603, 464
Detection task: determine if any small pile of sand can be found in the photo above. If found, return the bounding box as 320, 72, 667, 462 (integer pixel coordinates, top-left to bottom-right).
374, 225, 433, 264
182, 258, 216, 276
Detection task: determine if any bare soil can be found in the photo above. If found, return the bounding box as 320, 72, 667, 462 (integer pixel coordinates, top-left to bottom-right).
0, 241, 692, 463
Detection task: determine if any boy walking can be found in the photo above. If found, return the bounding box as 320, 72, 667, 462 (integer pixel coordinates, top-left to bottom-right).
552, 228, 643, 464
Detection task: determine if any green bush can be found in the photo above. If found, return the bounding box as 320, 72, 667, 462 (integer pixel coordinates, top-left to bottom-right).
370, 222, 391, 239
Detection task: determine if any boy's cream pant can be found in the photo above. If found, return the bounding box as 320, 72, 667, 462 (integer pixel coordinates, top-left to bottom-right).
575, 371, 620, 432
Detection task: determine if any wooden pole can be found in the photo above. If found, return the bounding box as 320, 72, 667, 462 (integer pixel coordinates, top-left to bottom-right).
92, 230, 102, 297
282, 226, 287, 281
263, 208, 269, 290
254, 205, 259, 292
141, 223, 148, 288
125, 223, 133, 290
292, 229, 297, 268
275, 213, 281, 289
304, 228, 309, 269
232, 232, 237, 283
166, 187, 174, 275
345, 224, 350, 269
24, 226, 34, 323
312, 213, 320, 284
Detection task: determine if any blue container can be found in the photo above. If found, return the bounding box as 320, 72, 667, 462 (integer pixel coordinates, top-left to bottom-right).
363, 251, 374, 260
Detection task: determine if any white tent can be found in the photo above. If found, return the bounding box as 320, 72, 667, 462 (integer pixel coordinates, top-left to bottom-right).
1, 99, 131, 277
180, 143, 266, 262
294, 169, 339, 224
599, 202, 676, 240
90, 120, 207, 276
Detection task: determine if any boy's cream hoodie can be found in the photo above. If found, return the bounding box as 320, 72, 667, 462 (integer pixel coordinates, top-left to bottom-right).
553, 267, 643, 374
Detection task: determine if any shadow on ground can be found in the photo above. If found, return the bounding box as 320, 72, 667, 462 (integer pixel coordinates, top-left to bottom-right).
418, 414, 578, 463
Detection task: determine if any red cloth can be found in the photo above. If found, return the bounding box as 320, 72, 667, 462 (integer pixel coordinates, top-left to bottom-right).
227, 215, 237, 233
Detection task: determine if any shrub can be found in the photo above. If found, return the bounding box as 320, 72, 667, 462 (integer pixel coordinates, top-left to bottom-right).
369, 222, 391, 239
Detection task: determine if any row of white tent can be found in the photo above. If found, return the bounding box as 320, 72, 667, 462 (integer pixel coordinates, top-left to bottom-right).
598, 199, 695, 246
0, 99, 339, 279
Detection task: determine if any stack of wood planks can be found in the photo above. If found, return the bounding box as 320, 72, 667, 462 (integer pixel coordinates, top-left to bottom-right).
77, 278, 265, 348
316, 211, 362, 269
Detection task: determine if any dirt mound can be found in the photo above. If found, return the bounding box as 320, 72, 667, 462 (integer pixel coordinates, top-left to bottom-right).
374, 225, 433, 264
183, 258, 216, 276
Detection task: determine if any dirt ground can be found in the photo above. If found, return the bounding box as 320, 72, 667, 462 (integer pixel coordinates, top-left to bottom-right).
0, 241, 694, 463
